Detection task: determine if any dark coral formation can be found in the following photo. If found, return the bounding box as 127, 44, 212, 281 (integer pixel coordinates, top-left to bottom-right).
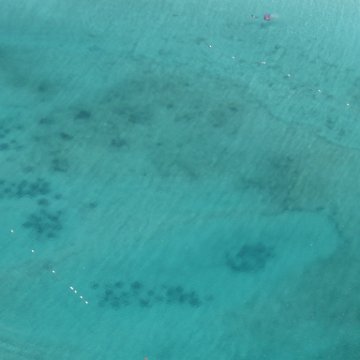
51, 158, 69, 173
91, 280, 211, 310
74, 110, 91, 120
22, 209, 63, 239
162, 285, 201, 306
0, 178, 51, 199
0, 127, 11, 139
110, 138, 127, 149
226, 243, 274, 273
59, 132, 73, 141
0, 143, 9, 151
37, 198, 50, 207
38, 117, 53, 125
0, 164, 66, 240
0, 125, 24, 152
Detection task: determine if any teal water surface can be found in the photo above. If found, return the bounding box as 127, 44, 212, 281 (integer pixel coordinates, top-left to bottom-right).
1, 0, 360, 359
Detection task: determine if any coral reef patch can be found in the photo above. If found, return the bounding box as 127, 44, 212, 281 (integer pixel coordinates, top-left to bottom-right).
226, 243, 274, 273
90, 280, 212, 310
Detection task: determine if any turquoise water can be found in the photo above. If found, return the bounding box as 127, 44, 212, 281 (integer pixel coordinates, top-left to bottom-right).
1, 0, 360, 359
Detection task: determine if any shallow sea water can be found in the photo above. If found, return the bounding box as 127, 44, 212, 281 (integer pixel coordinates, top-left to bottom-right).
1, 0, 360, 359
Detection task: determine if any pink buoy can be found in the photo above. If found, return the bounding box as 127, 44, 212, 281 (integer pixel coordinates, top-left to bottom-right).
263, 13, 271, 21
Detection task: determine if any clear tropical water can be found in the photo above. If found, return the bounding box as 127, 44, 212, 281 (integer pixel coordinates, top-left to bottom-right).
1, 1, 360, 359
